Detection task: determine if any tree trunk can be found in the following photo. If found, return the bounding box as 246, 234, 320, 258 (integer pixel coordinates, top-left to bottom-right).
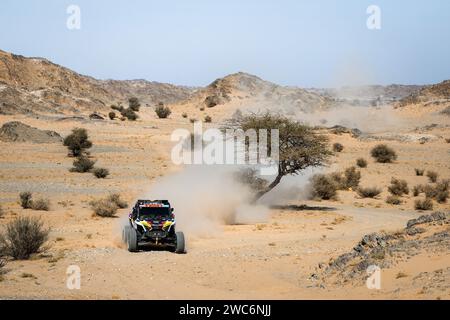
252, 173, 284, 203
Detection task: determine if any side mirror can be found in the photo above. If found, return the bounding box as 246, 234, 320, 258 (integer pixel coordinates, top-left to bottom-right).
171, 208, 174, 212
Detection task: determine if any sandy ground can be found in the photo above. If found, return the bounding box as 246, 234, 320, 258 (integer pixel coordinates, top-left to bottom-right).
0, 104, 449, 300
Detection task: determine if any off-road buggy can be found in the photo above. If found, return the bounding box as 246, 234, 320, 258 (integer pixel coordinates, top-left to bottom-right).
122, 200, 185, 253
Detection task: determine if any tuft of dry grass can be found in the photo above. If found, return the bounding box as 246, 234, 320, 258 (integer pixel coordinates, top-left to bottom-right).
414, 198, 433, 211
426, 171, 438, 183
357, 187, 382, 198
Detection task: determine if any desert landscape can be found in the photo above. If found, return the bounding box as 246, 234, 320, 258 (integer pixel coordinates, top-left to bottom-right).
0, 48, 449, 300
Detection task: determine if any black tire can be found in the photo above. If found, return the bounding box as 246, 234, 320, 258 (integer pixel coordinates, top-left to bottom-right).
122, 225, 131, 244
175, 231, 185, 254
127, 227, 138, 252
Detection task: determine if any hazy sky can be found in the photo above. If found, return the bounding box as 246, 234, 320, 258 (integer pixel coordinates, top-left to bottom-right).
0, 0, 449, 87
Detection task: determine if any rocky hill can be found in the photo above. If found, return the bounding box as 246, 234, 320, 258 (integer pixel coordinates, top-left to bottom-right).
397, 80, 450, 107
178, 72, 330, 114
0, 49, 193, 115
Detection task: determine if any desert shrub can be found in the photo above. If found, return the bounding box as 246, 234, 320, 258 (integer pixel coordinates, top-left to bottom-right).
19, 191, 33, 209
70, 156, 95, 173
388, 178, 409, 196
423, 184, 437, 198
415, 168, 425, 176
90, 199, 118, 217
182, 112, 188, 118
343, 166, 361, 189
204, 115, 212, 123
111, 104, 124, 112
121, 108, 138, 121
414, 198, 433, 211
108, 111, 116, 120
63, 128, 92, 157
31, 198, 50, 211
386, 195, 401, 205
310, 174, 338, 200
445, 138, 450, 143
413, 185, 424, 197
199, 106, 205, 111
426, 171, 438, 183
434, 180, 449, 203
189, 118, 197, 123
357, 187, 382, 198
333, 143, 344, 152
356, 158, 367, 168
155, 104, 171, 119
233, 168, 268, 193
440, 106, 450, 116
93, 168, 109, 179
371, 144, 397, 163
0, 216, 49, 259
107, 193, 128, 209
0, 205, 4, 219
128, 97, 140, 112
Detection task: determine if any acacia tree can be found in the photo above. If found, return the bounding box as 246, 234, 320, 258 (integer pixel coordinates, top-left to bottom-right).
63, 128, 92, 157
233, 113, 332, 201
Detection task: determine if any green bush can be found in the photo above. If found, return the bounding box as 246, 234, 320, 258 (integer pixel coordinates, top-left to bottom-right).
357, 187, 382, 198
426, 171, 438, 183
0, 216, 49, 260
371, 144, 397, 163
414, 198, 433, 211
310, 174, 338, 200
93, 168, 109, 179
333, 143, 344, 152
155, 104, 171, 119
19, 191, 33, 209
388, 178, 409, 196
63, 128, 92, 157
70, 156, 96, 173
356, 158, 368, 168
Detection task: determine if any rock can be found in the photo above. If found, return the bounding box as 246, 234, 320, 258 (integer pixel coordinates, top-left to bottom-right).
89, 113, 105, 120
406, 212, 448, 228
0, 121, 62, 143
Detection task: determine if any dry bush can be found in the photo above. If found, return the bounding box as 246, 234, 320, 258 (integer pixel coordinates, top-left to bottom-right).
234, 168, 268, 194
356, 158, 368, 168
189, 118, 197, 123
329, 167, 361, 190
90, 199, 118, 217
310, 174, 338, 200
107, 193, 128, 209
31, 198, 50, 211
182, 112, 188, 118
0, 205, 4, 219
0, 216, 49, 260
426, 171, 438, 183
121, 108, 138, 121
63, 128, 92, 157
70, 156, 96, 173
413, 184, 424, 197
333, 143, 344, 152
111, 104, 124, 112
386, 195, 402, 205
357, 187, 382, 198
19, 191, 33, 209
93, 168, 109, 179
128, 97, 140, 112
199, 106, 205, 111
371, 144, 397, 163
415, 168, 425, 176
414, 198, 433, 211
388, 178, 409, 196
155, 104, 171, 119
445, 138, 450, 143
204, 115, 212, 123
108, 111, 116, 120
